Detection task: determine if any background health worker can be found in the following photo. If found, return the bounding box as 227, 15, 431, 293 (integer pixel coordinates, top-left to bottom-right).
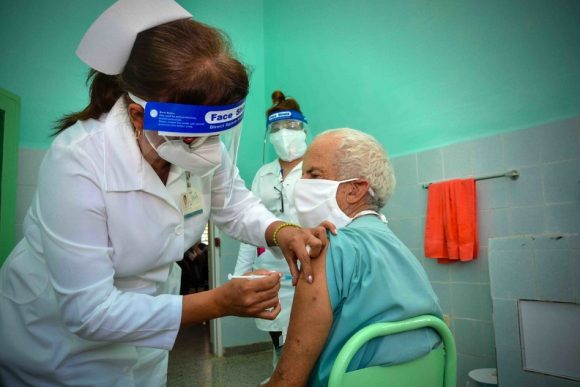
234, 90, 309, 369
0, 1, 326, 386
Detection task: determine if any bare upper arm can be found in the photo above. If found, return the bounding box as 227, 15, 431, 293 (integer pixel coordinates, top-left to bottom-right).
266, 245, 333, 386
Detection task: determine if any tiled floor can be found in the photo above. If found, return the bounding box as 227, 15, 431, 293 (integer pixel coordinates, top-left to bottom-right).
168, 323, 273, 387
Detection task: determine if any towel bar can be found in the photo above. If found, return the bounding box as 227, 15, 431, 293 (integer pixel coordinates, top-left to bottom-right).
422, 170, 519, 189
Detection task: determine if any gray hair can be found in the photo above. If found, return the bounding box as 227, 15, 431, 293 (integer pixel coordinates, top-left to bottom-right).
321, 128, 396, 209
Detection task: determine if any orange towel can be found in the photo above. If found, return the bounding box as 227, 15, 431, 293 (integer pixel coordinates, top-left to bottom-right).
424, 178, 478, 263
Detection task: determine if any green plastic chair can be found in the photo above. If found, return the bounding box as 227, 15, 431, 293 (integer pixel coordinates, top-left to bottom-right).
328, 315, 457, 387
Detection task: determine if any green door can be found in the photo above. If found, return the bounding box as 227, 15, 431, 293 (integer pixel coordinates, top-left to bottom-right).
0, 88, 20, 265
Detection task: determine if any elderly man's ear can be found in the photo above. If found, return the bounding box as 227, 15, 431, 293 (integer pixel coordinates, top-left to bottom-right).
345, 180, 371, 204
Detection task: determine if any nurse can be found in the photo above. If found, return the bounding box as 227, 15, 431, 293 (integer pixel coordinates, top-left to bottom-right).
234, 90, 309, 371
0, 1, 326, 386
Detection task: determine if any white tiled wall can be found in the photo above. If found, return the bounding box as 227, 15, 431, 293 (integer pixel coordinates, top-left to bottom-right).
15, 148, 46, 242
383, 116, 580, 386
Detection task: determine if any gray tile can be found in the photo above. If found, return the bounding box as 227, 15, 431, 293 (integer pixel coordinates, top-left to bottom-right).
575, 252, 580, 303
451, 283, 485, 319
533, 234, 578, 250
421, 257, 451, 282
542, 375, 580, 387
14, 223, 24, 244
473, 135, 504, 176
449, 255, 486, 284
510, 206, 546, 235
508, 166, 545, 207
480, 284, 493, 321
489, 249, 536, 300
417, 148, 443, 185
479, 247, 491, 283
569, 235, 580, 249
481, 321, 496, 358
546, 203, 580, 234
540, 117, 580, 162
454, 318, 484, 356
385, 184, 426, 219
489, 236, 534, 252
387, 218, 423, 249
503, 125, 543, 168
534, 250, 575, 302
497, 347, 545, 387
442, 141, 474, 179
478, 209, 510, 247
391, 154, 418, 186
477, 178, 510, 210
492, 299, 520, 349
17, 147, 47, 186
16, 185, 36, 226
431, 282, 451, 314
543, 159, 580, 204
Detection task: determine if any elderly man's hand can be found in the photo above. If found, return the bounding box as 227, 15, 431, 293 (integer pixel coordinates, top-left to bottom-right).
273, 221, 336, 285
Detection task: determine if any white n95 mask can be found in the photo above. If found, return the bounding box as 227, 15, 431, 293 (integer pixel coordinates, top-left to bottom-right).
293, 178, 357, 229
270, 129, 307, 162
157, 135, 222, 177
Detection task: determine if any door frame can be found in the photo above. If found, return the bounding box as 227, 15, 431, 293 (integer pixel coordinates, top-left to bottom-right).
0, 88, 20, 265
207, 220, 224, 357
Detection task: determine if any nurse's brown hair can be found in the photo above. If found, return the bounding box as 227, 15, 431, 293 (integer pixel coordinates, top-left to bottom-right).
266, 90, 303, 118
54, 19, 249, 134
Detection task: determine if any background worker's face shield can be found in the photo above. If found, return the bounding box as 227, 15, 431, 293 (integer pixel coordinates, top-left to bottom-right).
129, 93, 244, 205
263, 110, 310, 164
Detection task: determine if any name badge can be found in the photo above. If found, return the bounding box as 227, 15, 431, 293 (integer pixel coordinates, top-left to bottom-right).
182, 172, 203, 218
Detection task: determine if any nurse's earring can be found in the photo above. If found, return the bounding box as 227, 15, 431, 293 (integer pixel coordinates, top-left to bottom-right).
127, 102, 144, 139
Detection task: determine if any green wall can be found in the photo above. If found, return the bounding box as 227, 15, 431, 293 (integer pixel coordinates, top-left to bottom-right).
187, 0, 266, 183
0, 0, 266, 182
264, 0, 580, 157
0, 1, 111, 149
2, 0, 579, 171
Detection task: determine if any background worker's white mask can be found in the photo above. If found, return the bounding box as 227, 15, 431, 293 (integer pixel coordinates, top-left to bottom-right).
270, 129, 307, 162
293, 178, 358, 229
157, 135, 222, 177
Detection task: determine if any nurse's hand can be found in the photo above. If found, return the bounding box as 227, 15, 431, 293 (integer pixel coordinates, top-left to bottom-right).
267, 221, 335, 285
217, 269, 282, 320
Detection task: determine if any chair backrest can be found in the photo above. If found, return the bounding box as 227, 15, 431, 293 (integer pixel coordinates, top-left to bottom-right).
328, 315, 457, 387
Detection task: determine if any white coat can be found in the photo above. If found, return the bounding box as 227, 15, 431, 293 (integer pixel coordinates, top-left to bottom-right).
234, 159, 302, 332
0, 98, 277, 386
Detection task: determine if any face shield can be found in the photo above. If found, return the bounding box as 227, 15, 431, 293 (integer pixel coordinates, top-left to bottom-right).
263, 110, 310, 164
129, 93, 244, 205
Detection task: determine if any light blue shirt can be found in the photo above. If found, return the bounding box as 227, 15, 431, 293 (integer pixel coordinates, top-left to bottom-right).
309, 215, 443, 386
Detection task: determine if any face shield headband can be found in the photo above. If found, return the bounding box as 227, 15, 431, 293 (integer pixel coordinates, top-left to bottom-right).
128, 93, 245, 136
267, 110, 308, 132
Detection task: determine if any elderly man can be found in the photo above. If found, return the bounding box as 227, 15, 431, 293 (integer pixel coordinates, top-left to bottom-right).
265, 128, 443, 387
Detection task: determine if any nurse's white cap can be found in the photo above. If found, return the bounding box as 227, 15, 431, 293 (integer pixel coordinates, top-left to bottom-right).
76, 0, 192, 75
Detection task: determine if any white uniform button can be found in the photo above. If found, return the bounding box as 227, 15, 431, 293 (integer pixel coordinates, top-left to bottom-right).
175, 225, 184, 235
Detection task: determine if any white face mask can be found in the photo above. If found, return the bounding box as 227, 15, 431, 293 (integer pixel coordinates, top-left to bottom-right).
270, 129, 307, 162
293, 178, 357, 229
157, 135, 222, 177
